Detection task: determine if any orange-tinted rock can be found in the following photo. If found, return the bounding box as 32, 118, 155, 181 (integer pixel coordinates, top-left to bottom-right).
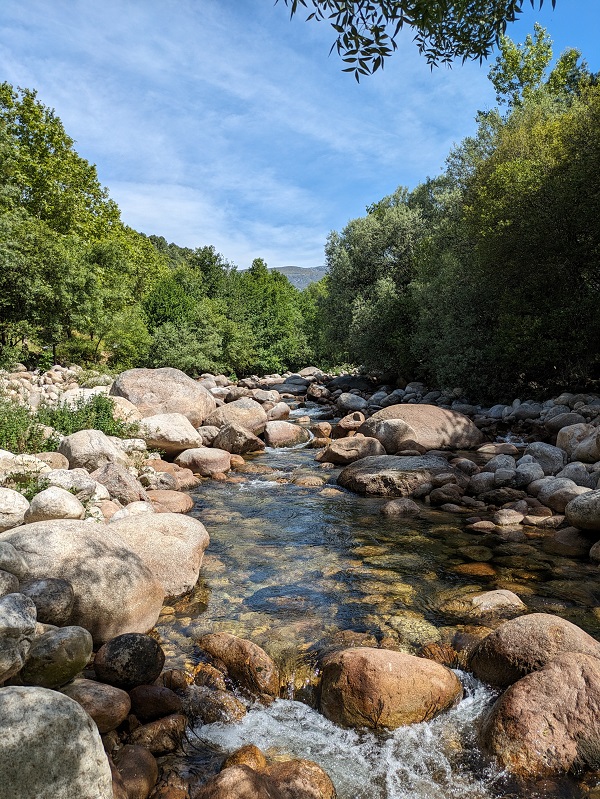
113, 744, 159, 799
199, 632, 279, 697
320, 647, 462, 730
128, 714, 187, 755
146, 490, 194, 514
223, 745, 267, 771
129, 684, 183, 723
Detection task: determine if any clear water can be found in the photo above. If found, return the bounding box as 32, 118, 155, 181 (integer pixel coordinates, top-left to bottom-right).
154, 435, 600, 799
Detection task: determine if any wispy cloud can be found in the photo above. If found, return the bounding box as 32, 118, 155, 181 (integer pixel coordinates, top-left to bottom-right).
2, 0, 596, 268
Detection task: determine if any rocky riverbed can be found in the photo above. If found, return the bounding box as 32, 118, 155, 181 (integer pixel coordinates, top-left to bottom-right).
1, 364, 600, 798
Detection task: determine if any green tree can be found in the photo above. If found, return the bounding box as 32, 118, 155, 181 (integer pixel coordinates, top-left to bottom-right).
280, 0, 558, 79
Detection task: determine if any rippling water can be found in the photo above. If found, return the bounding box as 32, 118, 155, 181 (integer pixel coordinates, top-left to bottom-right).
154, 432, 600, 799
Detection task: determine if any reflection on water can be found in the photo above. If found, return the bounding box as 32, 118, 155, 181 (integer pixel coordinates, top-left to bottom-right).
154, 443, 600, 799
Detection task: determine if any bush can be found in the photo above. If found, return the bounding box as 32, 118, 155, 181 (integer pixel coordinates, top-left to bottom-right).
0, 398, 57, 453
36, 394, 139, 439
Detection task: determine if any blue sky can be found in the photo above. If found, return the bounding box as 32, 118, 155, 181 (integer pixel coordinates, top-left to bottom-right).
1, 0, 598, 269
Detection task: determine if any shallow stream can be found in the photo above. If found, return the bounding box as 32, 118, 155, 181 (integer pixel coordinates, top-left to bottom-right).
154, 417, 600, 799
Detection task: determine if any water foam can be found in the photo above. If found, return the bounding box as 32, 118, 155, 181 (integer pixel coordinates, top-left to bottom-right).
196, 672, 501, 799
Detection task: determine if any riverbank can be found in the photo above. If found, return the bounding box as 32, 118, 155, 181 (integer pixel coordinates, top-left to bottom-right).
1, 365, 600, 798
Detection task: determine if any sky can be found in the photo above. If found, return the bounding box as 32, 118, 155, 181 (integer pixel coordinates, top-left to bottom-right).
1, 0, 599, 269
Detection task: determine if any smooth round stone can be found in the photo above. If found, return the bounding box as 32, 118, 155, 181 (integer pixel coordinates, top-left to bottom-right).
457, 545, 494, 562
127, 714, 187, 755
129, 684, 183, 723
19, 577, 75, 626
20, 626, 93, 689
113, 745, 159, 799
0, 685, 113, 799
61, 678, 131, 733
94, 633, 165, 690
0, 568, 20, 597
0, 592, 37, 683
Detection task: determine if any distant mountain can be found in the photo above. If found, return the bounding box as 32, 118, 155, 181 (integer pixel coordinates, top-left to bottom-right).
270, 265, 327, 290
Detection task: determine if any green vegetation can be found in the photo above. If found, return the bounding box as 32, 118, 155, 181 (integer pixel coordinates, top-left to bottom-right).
1, 25, 598, 403
318, 27, 600, 400
0, 394, 138, 455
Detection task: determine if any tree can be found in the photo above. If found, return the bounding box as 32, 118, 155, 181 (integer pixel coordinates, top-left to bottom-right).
280, 0, 556, 79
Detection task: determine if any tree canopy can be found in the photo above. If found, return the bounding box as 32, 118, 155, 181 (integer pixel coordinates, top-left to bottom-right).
279, 0, 557, 79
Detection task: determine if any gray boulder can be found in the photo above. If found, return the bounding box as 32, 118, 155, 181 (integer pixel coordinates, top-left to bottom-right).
205, 397, 268, 435
565, 489, 600, 532
0, 592, 37, 682
24, 486, 86, 523
20, 625, 93, 689
140, 412, 202, 456
338, 454, 450, 497
362, 404, 483, 450
524, 442, 567, 476
58, 429, 128, 471
1, 520, 165, 645
0, 685, 113, 798
110, 367, 217, 426
0, 488, 30, 532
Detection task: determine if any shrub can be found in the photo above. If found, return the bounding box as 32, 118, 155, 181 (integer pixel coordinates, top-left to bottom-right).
36, 394, 139, 439
0, 398, 56, 453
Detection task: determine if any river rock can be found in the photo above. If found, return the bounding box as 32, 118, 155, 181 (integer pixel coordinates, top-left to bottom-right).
109, 513, 209, 595
0, 520, 165, 644
45, 468, 98, 501
20, 625, 93, 688
320, 647, 462, 729
536, 478, 591, 513
183, 684, 246, 724
110, 367, 217, 426
0, 592, 37, 682
524, 442, 567, 475
263, 421, 310, 448
565, 489, 600, 531
0, 569, 19, 596
480, 653, 600, 778
573, 428, 600, 463
0, 487, 30, 532
205, 398, 268, 435
140, 413, 202, 456
337, 393, 368, 413
556, 423, 593, 459
113, 745, 159, 799
146, 489, 194, 514
0, 541, 29, 579
90, 462, 147, 505
440, 590, 526, 623
24, 486, 86, 523
337, 454, 450, 497
128, 713, 187, 755
470, 613, 600, 688
266, 401, 291, 421
174, 447, 231, 477
195, 760, 336, 799
380, 498, 421, 516
0, 685, 113, 798
94, 633, 165, 690
199, 632, 279, 696
362, 404, 482, 450
129, 684, 183, 723
62, 678, 131, 733
18, 578, 75, 625
212, 422, 265, 454
316, 436, 385, 465
58, 429, 128, 471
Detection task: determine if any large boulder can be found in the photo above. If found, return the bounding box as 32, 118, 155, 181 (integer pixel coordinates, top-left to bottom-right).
199, 632, 279, 696
0, 487, 30, 532
58, 429, 128, 471
0, 686, 113, 798
108, 513, 209, 596
174, 447, 231, 477
565, 489, 600, 532
337, 454, 450, 497
320, 647, 462, 729
139, 413, 202, 456
556, 423, 594, 459
316, 436, 385, 465
0, 520, 165, 645
360, 404, 483, 450
523, 442, 567, 476
573, 428, 600, 463
480, 653, 600, 778
110, 367, 217, 426
470, 613, 600, 688
212, 423, 265, 455
263, 421, 310, 448
205, 398, 268, 435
